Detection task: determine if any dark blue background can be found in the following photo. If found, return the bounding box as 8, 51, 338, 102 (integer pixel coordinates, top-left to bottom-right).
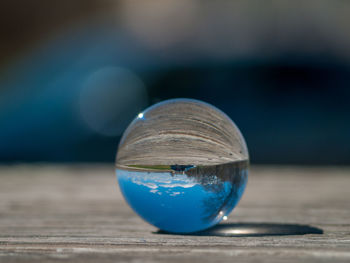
1, 1, 349, 165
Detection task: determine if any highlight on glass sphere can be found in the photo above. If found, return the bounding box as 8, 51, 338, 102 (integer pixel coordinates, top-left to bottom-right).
115, 98, 249, 233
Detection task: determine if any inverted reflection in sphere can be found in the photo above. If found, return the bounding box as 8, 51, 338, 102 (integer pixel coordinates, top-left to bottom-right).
116, 99, 249, 233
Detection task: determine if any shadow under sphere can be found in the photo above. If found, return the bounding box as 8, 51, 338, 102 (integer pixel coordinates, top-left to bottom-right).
157, 222, 323, 237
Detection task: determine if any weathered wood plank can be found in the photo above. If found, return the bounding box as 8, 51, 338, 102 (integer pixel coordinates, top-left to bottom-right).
0, 165, 349, 262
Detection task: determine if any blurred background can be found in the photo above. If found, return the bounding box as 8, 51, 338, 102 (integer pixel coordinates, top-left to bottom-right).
0, 0, 349, 165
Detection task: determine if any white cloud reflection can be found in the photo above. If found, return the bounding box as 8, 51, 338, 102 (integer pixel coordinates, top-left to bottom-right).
129, 172, 198, 195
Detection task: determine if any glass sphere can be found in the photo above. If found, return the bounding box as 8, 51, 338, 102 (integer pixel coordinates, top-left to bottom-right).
115, 99, 249, 233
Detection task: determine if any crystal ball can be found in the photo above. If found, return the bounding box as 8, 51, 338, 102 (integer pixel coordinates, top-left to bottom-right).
115, 99, 249, 233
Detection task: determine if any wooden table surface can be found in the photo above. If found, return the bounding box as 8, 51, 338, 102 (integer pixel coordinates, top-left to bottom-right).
0, 165, 349, 262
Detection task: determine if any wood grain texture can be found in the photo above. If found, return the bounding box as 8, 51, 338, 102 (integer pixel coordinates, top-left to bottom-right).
116, 99, 248, 167
0, 165, 349, 262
